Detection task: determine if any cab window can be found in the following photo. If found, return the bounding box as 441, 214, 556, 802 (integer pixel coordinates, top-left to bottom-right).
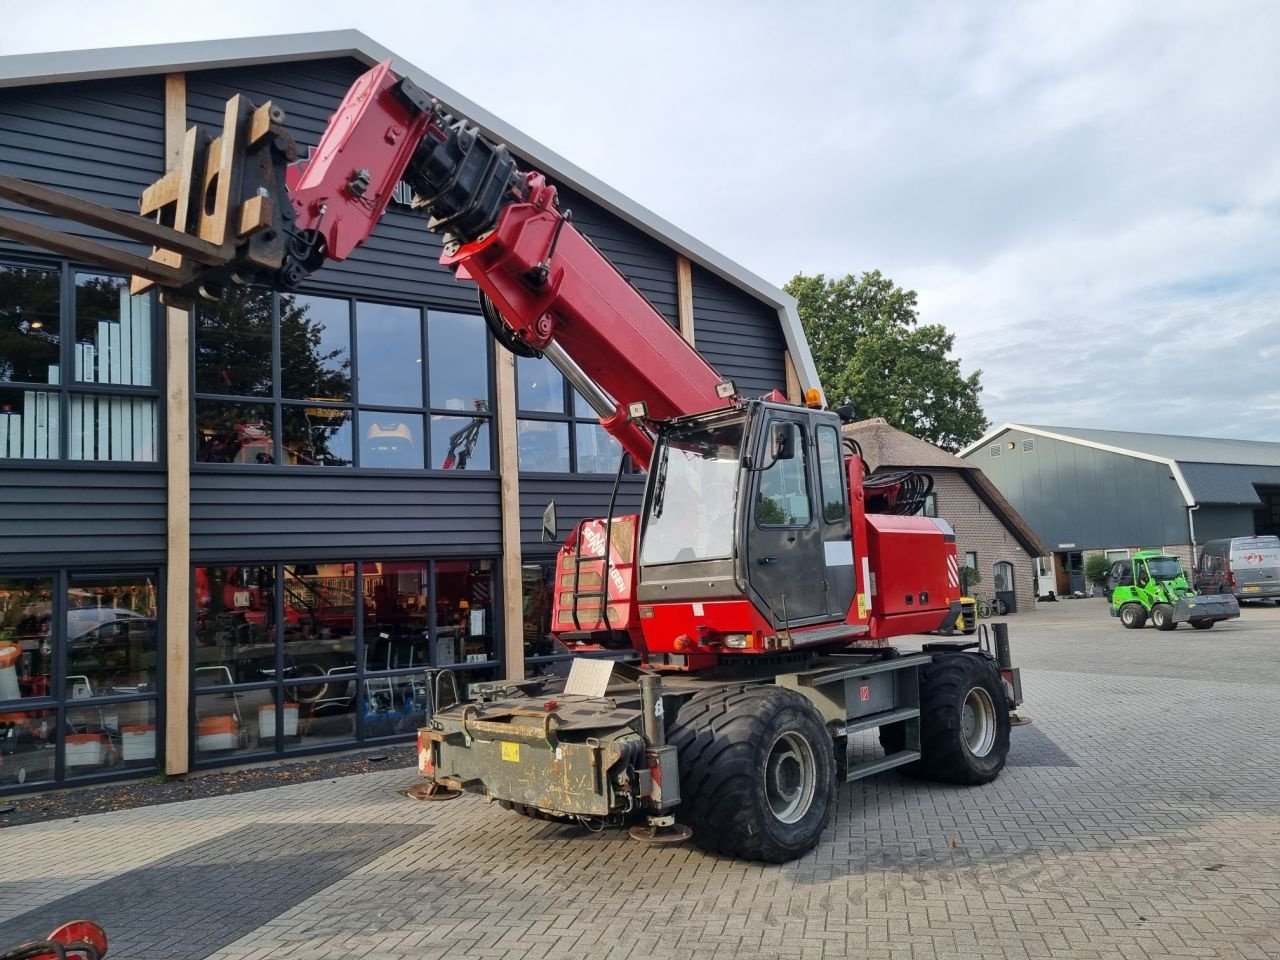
815, 425, 847, 523
756, 422, 811, 526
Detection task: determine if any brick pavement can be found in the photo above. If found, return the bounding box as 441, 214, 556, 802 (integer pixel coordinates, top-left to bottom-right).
1, 599, 1277, 960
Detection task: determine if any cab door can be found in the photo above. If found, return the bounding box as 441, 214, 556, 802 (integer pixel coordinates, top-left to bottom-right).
744, 415, 828, 623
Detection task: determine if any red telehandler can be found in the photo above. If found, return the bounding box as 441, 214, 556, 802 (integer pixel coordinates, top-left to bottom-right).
0, 60, 1022, 864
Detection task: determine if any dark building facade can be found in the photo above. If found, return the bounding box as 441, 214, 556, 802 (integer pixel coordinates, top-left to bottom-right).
0, 32, 818, 792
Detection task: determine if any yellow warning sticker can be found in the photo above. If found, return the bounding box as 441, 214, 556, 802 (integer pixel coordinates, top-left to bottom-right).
856, 593, 867, 618
500, 741, 520, 763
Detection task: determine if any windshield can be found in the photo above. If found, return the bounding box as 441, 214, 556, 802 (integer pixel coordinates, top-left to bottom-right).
1146, 557, 1183, 580
640, 417, 743, 565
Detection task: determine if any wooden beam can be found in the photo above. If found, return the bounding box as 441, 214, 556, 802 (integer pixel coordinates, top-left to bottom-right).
0, 214, 189, 285
784, 351, 803, 404
495, 347, 525, 681
0, 173, 226, 265
676, 254, 695, 345
162, 72, 192, 778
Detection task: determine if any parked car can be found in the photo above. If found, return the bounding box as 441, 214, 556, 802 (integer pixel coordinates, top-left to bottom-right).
1194, 535, 1280, 602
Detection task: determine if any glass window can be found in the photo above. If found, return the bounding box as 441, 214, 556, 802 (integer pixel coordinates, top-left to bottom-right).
0, 576, 55, 702
357, 302, 422, 407
517, 420, 570, 472
67, 574, 159, 697
431, 409, 491, 470
921, 493, 938, 518
816, 425, 847, 522
360, 411, 424, 469
964, 551, 978, 569
0, 264, 60, 387
194, 689, 267, 759
642, 418, 743, 564
428, 311, 487, 409
361, 561, 430, 672
194, 565, 280, 683
993, 562, 1015, 593
196, 401, 275, 463
1, 265, 158, 463
516, 355, 564, 413
75, 274, 152, 387
757, 422, 811, 526
195, 289, 274, 397
281, 294, 351, 402
575, 423, 624, 475
0, 708, 57, 787
435, 560, 495, 665
281, 404, 352, 466
282, 563, 357, 683
67, 698, 157, 777
286, 680, 357, 748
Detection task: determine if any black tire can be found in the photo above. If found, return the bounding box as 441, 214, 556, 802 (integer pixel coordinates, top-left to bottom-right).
1190, 619, 1215, 630
668, 685, 836, 863
1151, 603, 1177, 631
1119, 603, 1146, 629
910, 654, 1010, 785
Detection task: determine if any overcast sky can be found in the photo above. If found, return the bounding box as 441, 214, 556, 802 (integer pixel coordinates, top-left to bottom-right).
5, 1, 1278, 442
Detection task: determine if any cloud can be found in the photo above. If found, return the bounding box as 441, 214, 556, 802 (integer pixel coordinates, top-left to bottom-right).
3, 0, 1278, 439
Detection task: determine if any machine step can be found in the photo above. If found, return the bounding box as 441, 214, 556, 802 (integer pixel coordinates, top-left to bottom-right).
845, 749, 920, 782
842, 706, 919, 736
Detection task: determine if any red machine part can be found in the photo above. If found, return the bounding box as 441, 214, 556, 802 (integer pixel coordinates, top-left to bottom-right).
862, 513, 960, 638
286, 61, 434, 261
552, 516, 642, 640
5, 921, 109, 960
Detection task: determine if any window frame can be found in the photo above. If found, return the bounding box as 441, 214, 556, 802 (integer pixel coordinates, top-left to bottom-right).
514, 355, 634, 475
191, 289, 496, 473
1, 257, 162, 465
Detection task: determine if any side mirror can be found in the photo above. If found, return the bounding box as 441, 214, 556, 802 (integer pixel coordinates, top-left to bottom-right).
771, 422, 796, 461
835, 404, 855, 424
540, 500, 558, 544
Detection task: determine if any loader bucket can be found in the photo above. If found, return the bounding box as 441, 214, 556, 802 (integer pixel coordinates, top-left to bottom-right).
1173, 594, 1240, 622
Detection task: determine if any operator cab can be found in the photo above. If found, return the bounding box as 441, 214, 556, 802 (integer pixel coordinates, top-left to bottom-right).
637, 400, 855, 628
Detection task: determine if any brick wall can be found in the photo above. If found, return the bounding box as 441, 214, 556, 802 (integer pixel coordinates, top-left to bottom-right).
933, 470, 1038, 616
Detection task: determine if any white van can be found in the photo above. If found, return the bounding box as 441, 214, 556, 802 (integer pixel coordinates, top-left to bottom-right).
1194, 536, 1280, 601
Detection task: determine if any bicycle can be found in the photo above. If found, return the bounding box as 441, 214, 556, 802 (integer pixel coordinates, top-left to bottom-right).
974, 596, 1008, 618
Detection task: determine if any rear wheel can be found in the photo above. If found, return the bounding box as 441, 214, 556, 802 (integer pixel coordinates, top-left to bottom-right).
893, 654, 1010, 784
1151, 603, 1177, 631
1119, 603, 1146, 629
1190, 619, 1215, 630
668, 685, 835, 863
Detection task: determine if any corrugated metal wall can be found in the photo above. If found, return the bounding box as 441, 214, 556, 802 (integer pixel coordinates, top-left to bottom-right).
971, 429, 1190, 549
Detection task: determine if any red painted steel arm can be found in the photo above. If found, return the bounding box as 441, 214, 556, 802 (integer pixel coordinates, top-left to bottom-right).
283, 61, 733, 465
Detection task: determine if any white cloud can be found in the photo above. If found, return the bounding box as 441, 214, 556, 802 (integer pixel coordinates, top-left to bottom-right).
3, 0, 1278, 438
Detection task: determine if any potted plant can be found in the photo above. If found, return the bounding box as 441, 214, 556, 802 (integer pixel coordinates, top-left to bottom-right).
1084, 553, 1112, 598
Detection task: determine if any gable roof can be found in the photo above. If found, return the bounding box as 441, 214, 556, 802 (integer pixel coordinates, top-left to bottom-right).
0, 30, 819, 394
961, 423, 1280, 506
844, 418, 1048, 556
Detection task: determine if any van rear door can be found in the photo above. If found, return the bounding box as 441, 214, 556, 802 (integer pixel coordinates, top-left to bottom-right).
1229, 536, 1280, 598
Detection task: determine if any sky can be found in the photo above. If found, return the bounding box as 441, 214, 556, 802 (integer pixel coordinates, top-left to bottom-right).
4, 1, 1279, 442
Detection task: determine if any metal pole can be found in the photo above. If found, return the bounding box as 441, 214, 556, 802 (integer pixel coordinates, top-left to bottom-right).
541, 340, 615, 419
639, 673, 665, 748
992, 622, 1012, 669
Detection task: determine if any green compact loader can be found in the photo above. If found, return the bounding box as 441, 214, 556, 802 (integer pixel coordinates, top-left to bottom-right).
1106, 551, 1240, 630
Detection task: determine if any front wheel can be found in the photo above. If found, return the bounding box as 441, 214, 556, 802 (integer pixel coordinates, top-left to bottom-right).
669, 685, 836, 863
1151, 603, 1178, 631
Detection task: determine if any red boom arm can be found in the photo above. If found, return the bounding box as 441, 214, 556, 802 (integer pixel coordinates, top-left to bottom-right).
285, 61, 734, 464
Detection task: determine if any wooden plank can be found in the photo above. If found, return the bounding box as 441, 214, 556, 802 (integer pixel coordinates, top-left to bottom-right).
0, 173, 224, 264
676, 254, 695, 345
0, 213, 189, 285
495, 347, 525, 681
162, 74, 193, 778
784, 351, 803, 404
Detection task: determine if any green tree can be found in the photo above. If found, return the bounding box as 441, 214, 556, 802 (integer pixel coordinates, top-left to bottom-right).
783, 270, 988, 451
1084, 554, 1112, 592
